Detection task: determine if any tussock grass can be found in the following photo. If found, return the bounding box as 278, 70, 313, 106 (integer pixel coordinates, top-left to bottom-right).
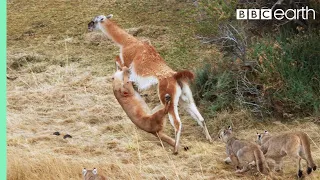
7, 0, 320, 179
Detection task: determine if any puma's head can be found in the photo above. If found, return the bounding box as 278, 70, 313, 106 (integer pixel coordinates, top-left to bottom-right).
218, 126, 233, 143
82, 168, 98, 180
88, 14, 113, 31
112, 67, 131, 97
112, 69, 124, 91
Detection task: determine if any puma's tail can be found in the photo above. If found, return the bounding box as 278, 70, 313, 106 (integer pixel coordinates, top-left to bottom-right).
174, 70, 194, 81
300, 133, 317, 174
254, 149, 269, 175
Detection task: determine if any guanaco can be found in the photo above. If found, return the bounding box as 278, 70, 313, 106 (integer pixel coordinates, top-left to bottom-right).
257, 131, 317, 178
88, 15, 212, 154
219, 126, 270, 175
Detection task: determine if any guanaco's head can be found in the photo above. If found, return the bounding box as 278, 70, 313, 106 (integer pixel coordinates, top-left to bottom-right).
88, 14, 113, 31
82, 168, 98, 180
256, 130, 269, 145
218, 126, 233, 143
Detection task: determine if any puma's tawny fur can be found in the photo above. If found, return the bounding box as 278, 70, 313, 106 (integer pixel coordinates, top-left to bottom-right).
112, 66, 182, 149
82, 168, 106, 180
257, 131, 317, 178
219, 126, 270, 175
88, 15, 212, 154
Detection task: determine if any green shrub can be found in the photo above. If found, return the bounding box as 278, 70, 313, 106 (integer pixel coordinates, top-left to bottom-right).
193, 62, 235, 115
252, 30, 320, 115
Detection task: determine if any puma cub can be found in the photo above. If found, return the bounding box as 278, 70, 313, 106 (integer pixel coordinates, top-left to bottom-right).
82, 168, 106, 180
219, 126, 270, 175
257, 131, 317, 178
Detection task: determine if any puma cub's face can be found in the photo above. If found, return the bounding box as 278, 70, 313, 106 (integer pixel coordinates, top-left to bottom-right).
256, 131, 269, 145
82, 168, 98, 180
88, 14, 113, 31
218, 126, 233, 143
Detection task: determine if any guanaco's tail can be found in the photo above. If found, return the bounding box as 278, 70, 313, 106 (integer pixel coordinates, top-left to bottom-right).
174, 70, 194, 82
254, 149, 269, 175
174, 70, 205, 125
300, 133, 317, 173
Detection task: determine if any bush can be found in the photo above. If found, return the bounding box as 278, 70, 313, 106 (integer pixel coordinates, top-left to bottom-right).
252, 30, 320, 115
192, 62, 235, 115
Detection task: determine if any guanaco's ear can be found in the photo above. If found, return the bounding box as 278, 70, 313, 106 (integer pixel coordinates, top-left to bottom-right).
92, 168, 97, 175
106, 14, 113, 19
82, 168, 87, 176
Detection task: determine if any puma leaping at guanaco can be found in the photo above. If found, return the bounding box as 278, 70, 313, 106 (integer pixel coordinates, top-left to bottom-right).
219, 126, 270, 175
88, 14, 212, 154
256, 131, 317, 178
112, 65, 188, 150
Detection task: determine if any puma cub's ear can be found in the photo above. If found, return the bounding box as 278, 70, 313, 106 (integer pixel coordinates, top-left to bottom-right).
106, 14, 113, 19
264, 130, 269, 134
92, 168, 97, 175
82, 168, 87, 176
228, 126, 232, 131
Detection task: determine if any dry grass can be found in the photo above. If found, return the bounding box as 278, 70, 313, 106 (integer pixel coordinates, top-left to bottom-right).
7, 0, 320, 180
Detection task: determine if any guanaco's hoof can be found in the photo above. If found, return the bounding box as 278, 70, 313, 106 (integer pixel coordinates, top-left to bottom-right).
165, 94, 171, 102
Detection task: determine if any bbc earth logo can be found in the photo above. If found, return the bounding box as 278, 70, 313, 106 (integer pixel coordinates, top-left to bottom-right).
237, 6, 316, 20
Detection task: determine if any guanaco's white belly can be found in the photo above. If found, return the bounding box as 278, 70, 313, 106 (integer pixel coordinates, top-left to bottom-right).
129, 66, 159, 90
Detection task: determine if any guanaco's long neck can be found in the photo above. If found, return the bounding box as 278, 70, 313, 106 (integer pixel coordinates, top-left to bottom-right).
101, 20, 137, 46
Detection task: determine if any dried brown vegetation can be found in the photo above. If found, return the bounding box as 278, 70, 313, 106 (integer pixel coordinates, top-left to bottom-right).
7, 0, 320, 179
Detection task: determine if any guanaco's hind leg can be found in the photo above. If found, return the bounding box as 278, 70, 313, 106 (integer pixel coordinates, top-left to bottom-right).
179, 82, 212, 142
